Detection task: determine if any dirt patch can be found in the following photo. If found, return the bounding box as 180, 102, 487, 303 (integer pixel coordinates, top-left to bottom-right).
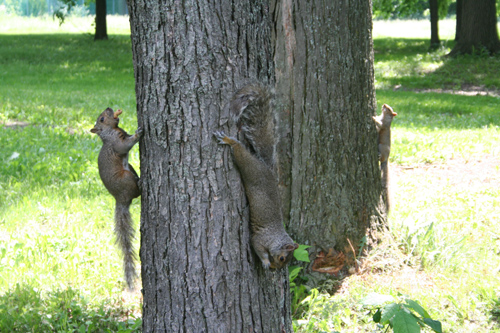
393, 84, 500, 97
1, 120, 30, 128
391, 154, 500, 191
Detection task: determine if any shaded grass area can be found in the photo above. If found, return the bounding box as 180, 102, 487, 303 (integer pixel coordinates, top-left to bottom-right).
0, 34, 136, 127
375, 38, 500, 90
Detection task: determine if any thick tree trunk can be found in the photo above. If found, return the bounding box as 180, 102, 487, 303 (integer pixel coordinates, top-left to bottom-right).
94, 0, 108, 41
449, 0, 500, 55
455, 0, 463, 41
273, 0, 383, 281
127, 1, 291, 332
430, 0, 440, 48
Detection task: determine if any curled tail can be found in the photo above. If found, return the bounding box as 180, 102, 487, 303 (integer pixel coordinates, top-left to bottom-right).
230, 84, 275, 167
115, 201, 137, 290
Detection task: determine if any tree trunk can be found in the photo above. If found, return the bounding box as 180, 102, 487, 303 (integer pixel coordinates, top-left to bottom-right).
430, 0, 440, 48
94, 0, 108, 41
449, 0, 500, 55
455, 0, 463, 41
273, 0, 383, 282
127, 1, 292, 332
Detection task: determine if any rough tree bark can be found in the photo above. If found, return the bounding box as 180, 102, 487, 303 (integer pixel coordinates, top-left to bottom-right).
127, 0, 292, 332
430, 0, 440, 48
449, 0, 500, 55
273, 0, 384, 281
94, 0, 108, 41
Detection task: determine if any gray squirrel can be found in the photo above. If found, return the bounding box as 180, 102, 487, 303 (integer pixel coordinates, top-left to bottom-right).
90, 108, 142, 289
214, 84, 298, 269
372, 103, 397, 212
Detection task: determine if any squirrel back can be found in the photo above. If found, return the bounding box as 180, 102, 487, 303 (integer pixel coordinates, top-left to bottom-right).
230, 85, 276, 168
91, 108, 142, 289
215, 84, 298, 269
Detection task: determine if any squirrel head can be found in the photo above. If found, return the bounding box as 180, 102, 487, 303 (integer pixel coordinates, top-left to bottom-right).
90, 108, 121, 134
269, 243, 299, 269
382, 104, 397, 117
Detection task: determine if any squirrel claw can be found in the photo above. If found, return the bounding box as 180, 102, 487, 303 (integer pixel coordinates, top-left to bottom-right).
213, 131, 227, 144
261, 260, 271, 269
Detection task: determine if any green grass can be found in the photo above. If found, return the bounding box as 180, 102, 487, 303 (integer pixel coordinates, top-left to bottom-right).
1, 16, 500, 332
0, 14, 141, 331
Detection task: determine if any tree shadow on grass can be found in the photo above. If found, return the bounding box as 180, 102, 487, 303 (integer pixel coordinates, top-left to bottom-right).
374, 37, 500, 92
374, 38, 500, 130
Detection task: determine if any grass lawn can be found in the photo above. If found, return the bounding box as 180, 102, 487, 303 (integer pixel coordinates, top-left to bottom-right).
1, 15, 499, 332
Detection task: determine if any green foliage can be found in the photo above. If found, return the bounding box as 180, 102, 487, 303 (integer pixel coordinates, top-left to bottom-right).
293, 289, 340, 333
293, 244, 311, 263
0, 284, 141, 332
362, 293, 442, 333
290, 245, 311, 317
2, 0, 48, 16
373, 0, 453, 19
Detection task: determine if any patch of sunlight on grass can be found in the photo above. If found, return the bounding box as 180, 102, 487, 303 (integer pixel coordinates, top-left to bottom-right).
373, 19, 500, 40
0, 14, 130, 35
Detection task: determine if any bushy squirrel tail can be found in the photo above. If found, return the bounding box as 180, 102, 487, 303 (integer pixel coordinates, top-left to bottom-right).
381, 161, 391, 212
230, 84, 276, 167
114, 201, 137, 290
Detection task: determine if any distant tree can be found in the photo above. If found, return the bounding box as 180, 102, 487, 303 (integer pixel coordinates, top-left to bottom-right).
430, 0, 440, 47
94, 0, 108, 40
372, 0, 452, 49
455, 0, 462, 41
449, 0, 500, 55
54, 0, 108, 41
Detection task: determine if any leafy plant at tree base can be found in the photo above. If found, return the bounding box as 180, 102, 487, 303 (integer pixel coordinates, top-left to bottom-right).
361, 293, 442, 333
290, 244, 311, 316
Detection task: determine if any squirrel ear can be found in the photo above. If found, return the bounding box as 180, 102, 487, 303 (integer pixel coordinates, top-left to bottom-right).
285, 244, 298, 251
90, 128, 98, 133
294, 243, 299, 249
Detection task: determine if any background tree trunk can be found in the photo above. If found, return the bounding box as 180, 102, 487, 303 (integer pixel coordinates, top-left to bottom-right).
273, 0, 384, 282
449, 0, 500, 55
430, 0, 440, 48
94, 0, 108, 40
455, 0, 463, 41
127, 0, 292, 332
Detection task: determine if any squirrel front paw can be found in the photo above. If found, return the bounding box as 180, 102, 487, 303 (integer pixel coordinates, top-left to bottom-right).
135, 127, 143, 137
261, 259, 271, 269
213, 131, 227, 144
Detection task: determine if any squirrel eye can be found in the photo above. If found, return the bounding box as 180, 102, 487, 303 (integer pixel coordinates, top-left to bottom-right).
279, 256, 285, 262
100, 117, 104, 122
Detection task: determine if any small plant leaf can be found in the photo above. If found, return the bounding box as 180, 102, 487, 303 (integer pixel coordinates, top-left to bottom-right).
373, 308, 382, 323
380, 303, 400, 325
293, 244, 311, 262
405, 299, 430, 318
392, 309, 421, 333
361, 293, 395, 307
289, 265, 302, 283
424, 318, 443, 333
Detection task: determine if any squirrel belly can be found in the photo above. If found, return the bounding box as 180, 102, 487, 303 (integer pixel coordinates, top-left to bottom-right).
91, 107, 142, 289
372, 104, 396, 212
214, 84, 298, 270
